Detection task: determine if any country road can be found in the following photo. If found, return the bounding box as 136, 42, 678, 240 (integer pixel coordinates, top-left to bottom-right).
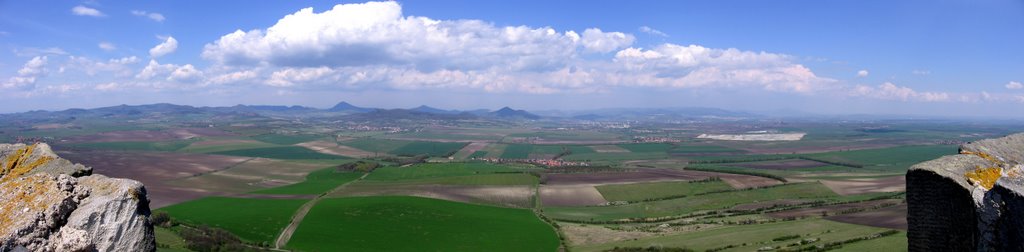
274, 172, 369, 249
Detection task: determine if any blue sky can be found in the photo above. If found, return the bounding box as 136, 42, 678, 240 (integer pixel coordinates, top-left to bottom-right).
1, 0, 1022, 117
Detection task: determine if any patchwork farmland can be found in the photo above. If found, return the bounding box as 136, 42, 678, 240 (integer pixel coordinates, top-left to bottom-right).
12, 110, 992, 252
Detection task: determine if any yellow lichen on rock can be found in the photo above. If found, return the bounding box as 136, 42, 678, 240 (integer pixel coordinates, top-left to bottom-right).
966, 166, 1002, 190
0, 174, 59, 234
0, 144, 53, 183
961, 150, 1002, 165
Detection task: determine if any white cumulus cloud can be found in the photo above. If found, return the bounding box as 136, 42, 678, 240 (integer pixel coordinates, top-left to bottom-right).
131, 10, 166, 22
72, 5, 104, 17
98, 42, 117, 51
149, 36, 178, 58
206, 70, 259, 85
169, 64, 203, 82
579, 28, 635, 53
201, 1, 629, 71
3, 56, 48, 89
1006, 81, 1022, 90
857, 70, 868, 77
851, 82, 950, 102
66, 56, 139, 76
639, 26, 668, 37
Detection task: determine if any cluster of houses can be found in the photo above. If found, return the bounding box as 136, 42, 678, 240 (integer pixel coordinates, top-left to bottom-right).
13, 136, 52, 144
472, 157, 589, 167
632, 136, 679, 143
343, 125, 410, 133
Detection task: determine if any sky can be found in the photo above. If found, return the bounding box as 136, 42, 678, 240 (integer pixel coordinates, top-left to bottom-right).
1, 0, 1023, 117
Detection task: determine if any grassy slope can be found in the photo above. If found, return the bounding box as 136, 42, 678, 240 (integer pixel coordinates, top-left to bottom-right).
596, 180, 734, 202
286, 196, 559, 252
574, 219, 894, 252
159, 197, 306, 244
252, 167, 363, 195
155, 227, 192, 252
834, 231, 908, 251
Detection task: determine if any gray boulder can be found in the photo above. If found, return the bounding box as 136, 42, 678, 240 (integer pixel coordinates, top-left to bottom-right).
907, 133, 1024, 252
0, 143, 155, 252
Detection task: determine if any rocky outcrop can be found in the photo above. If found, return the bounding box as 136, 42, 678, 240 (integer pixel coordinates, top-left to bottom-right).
0, 143, 155, 252
907, 133, 1024, 252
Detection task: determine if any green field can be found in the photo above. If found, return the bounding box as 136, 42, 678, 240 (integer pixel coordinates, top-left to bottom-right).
64, 140, 196, 152
468, 151, 488, 158
562, 152, 669, 163
339, 138, 413, 153
804, 145, 956, 171
669, 144, 744, 154
251, 133, 325, 145
286, 196, 560, 251
359, 173, 538, 186
834, 232, 908, 251
617, 143, 674, 152
688, 144, 957, 172
365, 162, 529, 181
253, 167, 363, 195
389, 141, 468, 157
209, 146, 350, 160
546, 182, 838, 221
178, 140, 278, 153
574, 219, 897, 252
596, 180, 734, 202
500, 144, 534, 159
499, 144, 597, 159
159, 197, 306, 244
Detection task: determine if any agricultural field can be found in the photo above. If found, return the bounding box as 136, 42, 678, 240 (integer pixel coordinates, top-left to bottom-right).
616, 143, 674, 152
159, 197, 307, 244
364, 162, 534, 181
573, 218, 899, 251
596, 179, 735, 202
388, 141, 468, 157
285, 196, 560, 251
499, 143, 595, 159
253, 167, 364, 195
177, 138, 277, 153
20, 108, 1008, 252
209, 146, 350, 159
251, 134, 326, 145
338, 138, 413, 153
167, 158, 339, 194
545, 182, 839, 221
61, 139, 197, 152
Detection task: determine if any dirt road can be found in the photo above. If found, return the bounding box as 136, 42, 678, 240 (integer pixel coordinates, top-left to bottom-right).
274, 173, 369, 249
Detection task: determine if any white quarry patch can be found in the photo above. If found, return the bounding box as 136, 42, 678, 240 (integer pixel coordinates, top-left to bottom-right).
697, 133, 806, 141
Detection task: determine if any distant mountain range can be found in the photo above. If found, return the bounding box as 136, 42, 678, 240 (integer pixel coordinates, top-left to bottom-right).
0, 101, 765, 122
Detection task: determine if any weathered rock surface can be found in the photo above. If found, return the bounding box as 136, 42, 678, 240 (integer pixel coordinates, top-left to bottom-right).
908, 133, 1024, 252
0, 143, 155, 252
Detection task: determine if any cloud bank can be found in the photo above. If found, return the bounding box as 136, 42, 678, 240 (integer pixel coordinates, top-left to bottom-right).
197, 1, 831, 94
